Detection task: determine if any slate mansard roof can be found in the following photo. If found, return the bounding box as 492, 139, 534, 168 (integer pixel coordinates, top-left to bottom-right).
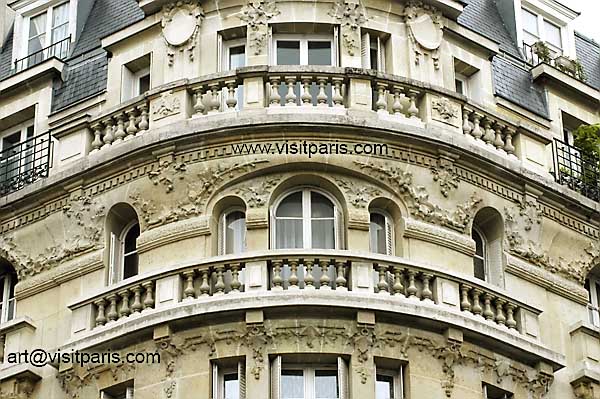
0, 0, 598, 117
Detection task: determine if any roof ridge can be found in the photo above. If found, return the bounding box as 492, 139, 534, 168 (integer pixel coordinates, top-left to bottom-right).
575, 31, 600, 50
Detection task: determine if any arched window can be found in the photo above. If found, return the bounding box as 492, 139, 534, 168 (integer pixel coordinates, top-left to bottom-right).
0, 262, 16, 324
121, 221, 140, 281
471, 208, 504, 287
273, 189, 339, 249
585, 276, 600, 327
106, 203, 140, 285
369, 211, 393, 255
220, 209, 246, 255
472, 227, 486, 281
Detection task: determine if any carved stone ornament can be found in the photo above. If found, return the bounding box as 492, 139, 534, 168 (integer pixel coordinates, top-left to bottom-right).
148, 156, 187, 193
430, 158, 459, 197
431, 97, 460, 126
239, 0, 280, 55
355, 160, 480, 233
58, 359, 136, 399
0, 375, 39, 399
572, 380, 594, 399
336, 178, 382, 208
329, 0, 367, 56
236, 176, 282, 208
402, 1, 443, 69
161, 0, 204, 66
152, 91, 181, 121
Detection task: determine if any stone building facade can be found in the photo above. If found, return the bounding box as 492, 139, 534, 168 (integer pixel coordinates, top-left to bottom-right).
0, 0, 598, 398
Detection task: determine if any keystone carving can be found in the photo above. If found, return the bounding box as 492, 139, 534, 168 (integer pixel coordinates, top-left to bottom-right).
402, 1, 443, 69
239, 0, 280, 55
336, 179, 382, 208
329, 0, 367, 56
161, 0, 204, 65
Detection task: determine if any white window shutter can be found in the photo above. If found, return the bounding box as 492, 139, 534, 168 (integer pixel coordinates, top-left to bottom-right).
109, 232, 118, 284
335, 207, 343, 249
217, 33, 223, 72
100, 392, 114, 399
337, 357, 349, 399
268, 25, 273, 64
361, 32, 370, 69
212, 363, 219, 399
385, 217, 393, 256
271, 355, 281, 399
238, 360, 246, 399
218, 213, 225, 256
378, 37, 386, 72
125, 387, 134, 399
398, 364, 405, 399
333, 25, 340, 67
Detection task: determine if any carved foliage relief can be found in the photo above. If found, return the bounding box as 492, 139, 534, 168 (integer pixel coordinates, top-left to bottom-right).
239, 0, 280, 55
329, 0, 367, 56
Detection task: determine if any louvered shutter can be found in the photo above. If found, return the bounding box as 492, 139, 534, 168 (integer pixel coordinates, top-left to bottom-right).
217, 33, 223, 72
378, 37, 386, 73
271, 356, 281, 399
337, 357, 349, 399
239, 360, 247, 399
268, 25, 273, 64
109, 232, 118, 284
385, 216, 393, 256
361, 32, 370, 68
212, 363, 219, 399
125, 387, 134, 399
333, 26, 340, 66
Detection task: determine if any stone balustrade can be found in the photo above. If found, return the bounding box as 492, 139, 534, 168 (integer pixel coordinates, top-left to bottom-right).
269, 258, 348, 290
372, 79, 422, 120
460, 105, 517, 156
266, 72, 347, 108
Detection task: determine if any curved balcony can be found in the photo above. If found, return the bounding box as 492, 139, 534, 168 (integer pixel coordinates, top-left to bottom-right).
65, 249, 564, 371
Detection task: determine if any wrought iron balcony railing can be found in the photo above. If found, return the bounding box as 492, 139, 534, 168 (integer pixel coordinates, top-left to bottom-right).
13, 36, 71, 73
0, 131, 52, 197
553, 138, 600, 202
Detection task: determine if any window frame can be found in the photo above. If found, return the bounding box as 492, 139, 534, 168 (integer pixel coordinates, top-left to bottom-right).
375, 366, 405, 399
132, 67, 150, 98
109, 220, 140, 285
273, 34, 337, 66
22, 0, 71, 57
483, 383, 513, 399
219, 207, 247, 255
520, 7, 564, 54
0, 272, 16, 324
454, 73, 469, 97
586, 276, 600, 328
271, 187, 342, 250
271, 356, 348, 399
369, 209, 394, 256
361, 32, 386, 72
212, 360, 246, 399
0, 121, 36, 184
472, 225, 488, 282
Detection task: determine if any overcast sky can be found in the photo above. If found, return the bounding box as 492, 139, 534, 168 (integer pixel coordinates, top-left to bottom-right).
561, 0, 600, 42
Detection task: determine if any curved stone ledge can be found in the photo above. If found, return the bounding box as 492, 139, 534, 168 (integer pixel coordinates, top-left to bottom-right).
404, 217, 475, 256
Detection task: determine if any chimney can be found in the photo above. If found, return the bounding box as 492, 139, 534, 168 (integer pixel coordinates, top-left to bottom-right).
0, 0, 15, 50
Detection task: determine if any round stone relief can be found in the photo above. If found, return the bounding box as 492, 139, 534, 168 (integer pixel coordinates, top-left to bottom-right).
410, 14, 443, 50
163, 9, 197, 47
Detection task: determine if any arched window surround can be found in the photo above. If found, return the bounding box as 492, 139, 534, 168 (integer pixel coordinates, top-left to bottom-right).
471, 207, 504, 287
270, 187, 344, 250
0, 264, 16, 324
109, 219, 140, 285
369, 209, 394, 256
218, 207, 247, 255
472, 225, 487, 281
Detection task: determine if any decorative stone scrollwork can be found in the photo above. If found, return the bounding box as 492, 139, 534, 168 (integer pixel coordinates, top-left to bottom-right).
402, 1, 443, 69
236, 176, 282, 208
161, 0, 204, 66
148, 157, 187, 193
239, 0, 280, 55
431, 97, 460, 126
329, 0, 367, 56
336, 179, 382, 208
430, 158, 459, 197
572, 379, 594, 399
152, 91, 181, 121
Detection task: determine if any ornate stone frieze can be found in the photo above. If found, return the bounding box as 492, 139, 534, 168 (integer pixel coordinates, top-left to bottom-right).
148, 157, 187, 193
335, 179, 382, 208
329, 0, 367, 56
58, 359, 136, 399
402, 1, 443, 69
355, 160, 480, 233
431, 97, 460, 126
430, 158, 459, 198
239, 0, 280, 55
152, 91, 181, 120
236, 176, 282, 208
161, 0, 204, 65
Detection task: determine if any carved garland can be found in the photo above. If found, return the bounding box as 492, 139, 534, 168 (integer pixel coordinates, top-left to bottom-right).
329, 0, 367, 56
239, 0, 280, 56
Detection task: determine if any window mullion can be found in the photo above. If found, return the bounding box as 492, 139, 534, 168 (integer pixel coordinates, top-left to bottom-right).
301, 40, 308, 65
304, 189, 311, 248
307, 367, 315, 399
46, 7, 53, 47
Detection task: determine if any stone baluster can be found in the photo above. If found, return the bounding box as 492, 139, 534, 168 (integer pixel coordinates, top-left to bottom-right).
208, 84, 221, 114
470, 112, 483, 140
505, 303, 517, 330
483, 293, 495, 320
142, 281, 155, 310
193, 87, 206, 115
319, 260, 331, 290
392, 267, 405, 296
199, 269, 211, 296
406, 270, 418, 299
482, 117, 495, 145
332, 78, 344, 107
493, 123, 505, 150
113, 113, 126, 143
230, 263, 242, 293
225, 81, 238, 111
504, 127, 516, 156
462, 107, 472, 136
131, 285, 143, 314
106, 294, 119, 322
421, 273, 433, 302
375, 82, 388, 113
102, 118, 115, 148
285, 76, 297, 106
316, 78, 328, 107
377, 265, 389, 294
213, 265, 226, 295
137, 104, 149, 132
91, 122, 104, 153
288, 260, 300, 289
335, 260, 347, 290
301, 77, 313, 106
118, 290, 131, 318
269, 78, 281, 107
392, 86, 404, 116
471, 288, 483, 316
272, 260, 283, 290
125, 108, 138, 138
183, 270, 196, 301
304, 260, 315, 289
94, 299, 107, 326
406, 89, 420, 119
460, 284, 472, 312
495, 299, 507, 326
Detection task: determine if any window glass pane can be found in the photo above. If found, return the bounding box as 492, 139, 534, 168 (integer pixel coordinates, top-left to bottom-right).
123, 254, 139, 280
281, 370, 304, 399
225, 211, 246, 254
276, 219, 303, 249
522, 9, 539, 35
311, 192, 334, 218
51, 2, 70, 43
455, 79, 464, 95
277, 41, 301, 65
473, 230, 484, 257
28, 12, 47, 54
376, 374, 394, 399
229, 45, 246, 68
474, 257, 485, 281
224, 373, 239, 399
370, 213, 387, 254
315, 370, 338, 399
124, 223, 140, 253
308, 41, 332, 65
312, 219, 335, 249
595, 282, 600, 309
138, 74, 150, 95
544, 20, 561, 49
277, 192, 303, 217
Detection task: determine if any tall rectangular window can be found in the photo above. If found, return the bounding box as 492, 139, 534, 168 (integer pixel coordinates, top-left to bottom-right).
272, 356, 348, 399
122, 54, 152, 102
212, 359, 246, 399
27, 2, 70, 55
483, 383, 513, 399
375, 361, 406, 399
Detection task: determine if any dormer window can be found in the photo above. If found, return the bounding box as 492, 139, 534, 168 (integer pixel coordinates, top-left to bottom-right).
521, 8, 563, 56
28, 2, 70, 55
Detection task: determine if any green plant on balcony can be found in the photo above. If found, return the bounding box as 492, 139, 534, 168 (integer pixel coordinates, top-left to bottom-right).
572, 123, 600, 190
571, 58, 586, 81
556, 56, 586, 82
532, 41, 552, 63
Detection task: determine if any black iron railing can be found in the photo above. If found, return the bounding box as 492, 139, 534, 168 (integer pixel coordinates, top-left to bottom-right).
13, 36, 70, 73
0, 131, 51, 196
553, 138, 600, 201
